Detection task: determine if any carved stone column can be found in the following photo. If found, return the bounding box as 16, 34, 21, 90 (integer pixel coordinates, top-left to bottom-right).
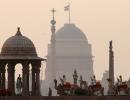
35, 67, 40, 96
31, 67, 36, 96
1, 67, 6, 89
0, 68, 1, 88
8, 62, 15, 94
22, 62, 29, 96
31, 61, 41, 96
0, 63, 6, 89
27, 65, 29, 95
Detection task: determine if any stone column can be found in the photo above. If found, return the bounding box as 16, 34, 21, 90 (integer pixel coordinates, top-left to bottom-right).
108, 41, 115, 95
8, 63, 15, 94
31, 67, 36, 96
31, 61, 41, 96
1, 67, 6, 89
25, 64, 30, 95
22, 62, 29, 96
0, 63, 6, 89
35, 67, 40, 96
0, 69, 1, 88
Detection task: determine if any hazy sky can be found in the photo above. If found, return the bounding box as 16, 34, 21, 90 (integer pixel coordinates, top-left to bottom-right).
0, 0, 130, 80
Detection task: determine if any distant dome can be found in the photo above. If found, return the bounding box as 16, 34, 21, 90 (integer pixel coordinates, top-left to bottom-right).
1, 28, 37, 57
56, 24, 88, 41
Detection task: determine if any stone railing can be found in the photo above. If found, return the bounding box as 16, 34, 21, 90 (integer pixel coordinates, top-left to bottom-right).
0, 96, 130, 100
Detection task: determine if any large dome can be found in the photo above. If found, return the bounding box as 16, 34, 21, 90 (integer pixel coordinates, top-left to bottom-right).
56, 24, 88, 41
1, 28, 37, 57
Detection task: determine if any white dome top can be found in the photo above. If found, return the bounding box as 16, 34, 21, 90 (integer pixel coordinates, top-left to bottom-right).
56, 24, 88, 41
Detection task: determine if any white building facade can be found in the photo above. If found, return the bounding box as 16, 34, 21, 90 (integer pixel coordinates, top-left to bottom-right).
43, 23, 93, 96
46, 23, 93, 82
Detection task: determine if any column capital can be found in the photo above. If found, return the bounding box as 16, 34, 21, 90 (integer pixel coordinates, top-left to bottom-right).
31, 61, 41, 66
7, 63, 15, 73
22, 66, 29, 73
36, 68, 40, 74
0, 62, 6, 72
22, 62, 29, 73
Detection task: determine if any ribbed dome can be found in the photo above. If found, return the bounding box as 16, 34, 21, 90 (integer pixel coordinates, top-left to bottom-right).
56, 24, 88, 41
1, 28, 37, 57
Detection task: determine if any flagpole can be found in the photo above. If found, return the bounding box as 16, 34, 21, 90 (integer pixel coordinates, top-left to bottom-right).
69, 3, 70, 24
64, 3, 71, 24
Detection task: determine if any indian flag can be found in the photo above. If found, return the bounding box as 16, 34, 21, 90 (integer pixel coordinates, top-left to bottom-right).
64, 4, 70, 11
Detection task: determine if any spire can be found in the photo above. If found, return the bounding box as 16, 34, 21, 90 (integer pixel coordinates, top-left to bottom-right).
109, 40, 113, 50
73, 69, 78, 85
51, 8, 56, 21
51, 8, 56, 26
16, 27, 22, 36
50, 8, 56, 42
108, 40, 115, 95
109, 40, 114, 84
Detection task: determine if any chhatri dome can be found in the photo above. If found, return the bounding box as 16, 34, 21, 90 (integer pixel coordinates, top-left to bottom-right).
1, 27, 37, 57
0, 27, 44, 96
56, 24, 88, 41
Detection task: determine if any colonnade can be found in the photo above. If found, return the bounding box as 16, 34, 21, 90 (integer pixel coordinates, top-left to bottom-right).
0, 60, 41, 96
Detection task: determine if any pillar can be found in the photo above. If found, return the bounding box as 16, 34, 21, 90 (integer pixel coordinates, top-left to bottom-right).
31, 61, 41, 96
108, 41, 115, 95
1, 67, 6, 89
0, 68, 1, 88
31, 67, 36, 95
109, 41, 114, 84
8, 63, 15, 94
35, 67, 40, 95
0, 63, 6, 89
22, 62, 29, 96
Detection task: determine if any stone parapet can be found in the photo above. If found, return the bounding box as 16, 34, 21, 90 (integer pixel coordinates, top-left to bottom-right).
0, 96, 130, 100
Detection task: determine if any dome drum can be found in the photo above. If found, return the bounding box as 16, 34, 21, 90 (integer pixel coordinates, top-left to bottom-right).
1, 46, 37, 56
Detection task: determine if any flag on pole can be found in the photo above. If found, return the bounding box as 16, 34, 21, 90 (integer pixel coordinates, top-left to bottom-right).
64, 3, 71, 24
64, 4, 70, 11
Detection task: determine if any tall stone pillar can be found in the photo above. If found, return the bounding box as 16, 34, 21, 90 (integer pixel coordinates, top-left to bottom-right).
108, 41, 115, 95
22, 62, 29, 96
109, 41, 114, 84
8, 63, 15, 94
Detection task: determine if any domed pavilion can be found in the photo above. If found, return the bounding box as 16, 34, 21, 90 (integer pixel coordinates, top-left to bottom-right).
0, 27, 45, 96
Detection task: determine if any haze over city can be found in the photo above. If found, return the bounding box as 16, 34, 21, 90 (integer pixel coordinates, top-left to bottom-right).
0, 0, 130, 80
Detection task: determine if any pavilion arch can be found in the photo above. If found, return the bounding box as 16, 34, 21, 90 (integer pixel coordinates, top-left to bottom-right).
15, 63, 22, 94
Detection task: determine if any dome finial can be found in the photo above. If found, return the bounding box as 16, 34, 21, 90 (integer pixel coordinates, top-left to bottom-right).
50, 8, 56, 34
16, 27, 22, 36
51, 8, 56, 25
18, 27, 20, 31
51, 8, 56, 21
